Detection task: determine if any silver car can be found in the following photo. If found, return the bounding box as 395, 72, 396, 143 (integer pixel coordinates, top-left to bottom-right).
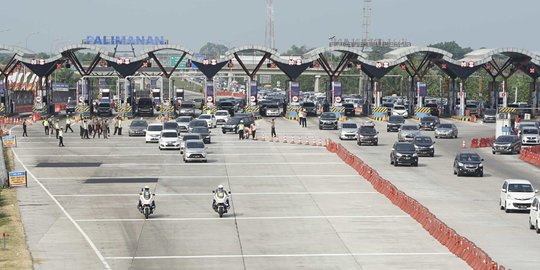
398, 125, 421, 142
340, 122, 359, 140
183, 139, 207, 163
180, 134, 202, 154
434, 123, 458, 139
176, 116, 193, 133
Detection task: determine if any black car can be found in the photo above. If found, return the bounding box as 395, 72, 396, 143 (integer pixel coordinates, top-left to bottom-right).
390, 142, 418, 167
217, 101, 236, 116
492, 135, 521, 155
137, 97, 154, 117
66, 100, 77, 115
357, 125, 379, 146
413, 135, 435, 157
128, 119, 148, 136
453, 152, 484, 177
301, 102, 317, 116
190, 126, 211, 144
222, 117, 253, 134
387, 115, 404, 132
163, 121, 180, 133
342, 103, 355, 117
419, 116, 440, 131
425, 103, 439, 117
96, 102, 113, 117
319, 112, 338, 130
188, 120, 208, 133
483, 109, 497, 123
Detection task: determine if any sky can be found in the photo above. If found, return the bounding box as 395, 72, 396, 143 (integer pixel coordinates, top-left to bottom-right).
2, 0, 540, 54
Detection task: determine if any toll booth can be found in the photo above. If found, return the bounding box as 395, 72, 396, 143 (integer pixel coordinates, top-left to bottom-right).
151, 89, 161, 105
495, 112, 516, 138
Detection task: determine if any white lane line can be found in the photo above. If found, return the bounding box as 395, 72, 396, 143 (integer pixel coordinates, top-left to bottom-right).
53, 191, 377, 197
76, 215, 409, 222
10, 130, 112, 269
16, 145, 325, 150
25, 162, 344, 167
18, 153, 329, 157
38, 174, 359, 180
105, 252, 451, 260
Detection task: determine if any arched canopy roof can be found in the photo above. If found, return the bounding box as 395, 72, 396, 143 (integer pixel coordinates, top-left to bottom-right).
224, 45, 279, 59
460, 47, 540, 66
303, 46, 367, 63
0, 45, 34, 56
57, 44, 112, 56
137, 44, 194, 61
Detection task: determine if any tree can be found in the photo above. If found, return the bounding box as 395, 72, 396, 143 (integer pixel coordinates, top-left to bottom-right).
428, 41, 473, 59
198, 42, 228, 59
367, 46, 392, 60
283, 45, 312, 56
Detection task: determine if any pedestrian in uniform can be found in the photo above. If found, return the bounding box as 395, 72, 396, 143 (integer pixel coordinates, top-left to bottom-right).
22, 118, 28, 137
102, 119, 109, 139
43, 118, 49, 135
88, 118, 95, 138
238, 121, 245, 140
301, 109, 307, 128
271, 118, 277, 138
54, 120, 60, 139
80, 120, 84, 139
94, 119, 102, 138
83, 119, 90, 139
118, 117, 123, 135
65, 117, 74, 132
58, 128, 64, 147
113, 117, 119, 135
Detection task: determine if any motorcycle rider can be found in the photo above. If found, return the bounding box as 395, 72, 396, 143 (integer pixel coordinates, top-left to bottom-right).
137, 186, 156, 212
212, 184, 230, 210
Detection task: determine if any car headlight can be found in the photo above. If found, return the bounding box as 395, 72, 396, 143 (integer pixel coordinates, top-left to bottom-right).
373, 135, 378, 139
412, 153, 418, 157
429, 145, 434, 149
478, 163, 483, 167
458, 162, 464, 167
396, 153, 403, 157
359, 135, 364, 138
414, 145, 420, 149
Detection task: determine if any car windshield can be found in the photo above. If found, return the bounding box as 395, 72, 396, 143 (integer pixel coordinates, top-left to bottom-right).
360, 126, 376, 134
438, 124, 453, 129
138, 99, 152, 105
176, 117, 191, 123
394, 106, 406, 110
343, 103, 354, 108
164, 122, 178, 128
415, 137, 432, 143
68, 100, 77, 106
190, 121, 207, 127
220, 102, 233, 107
215, 111, 228, 116
130, 121, 147, 127
98, 103, 110, 107
523, 129, 539, 135
401, 125, 418, 131
484, 109, 496, 115
147, 125, 163, 131
186, 141, 205, 148
162, 132, 177, 138
459, 154, 481, 162
321, 113, 336, 119
303, 102, 315, 107
267, 104, 279, 109
183, 135, 200, 141
192, 127, 208, 133
226, 118, 241, 124
181, 103, 195, 108
422, 117, 436, 122
342, 123, 357, 129
396, 143, 415, 151
389, 116, 404, 123
199, 115, 211, 119
508, 183, 534, 192
496, 136, 514, 143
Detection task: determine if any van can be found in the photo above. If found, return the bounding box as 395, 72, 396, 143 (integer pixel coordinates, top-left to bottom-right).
529, 197, 540, 233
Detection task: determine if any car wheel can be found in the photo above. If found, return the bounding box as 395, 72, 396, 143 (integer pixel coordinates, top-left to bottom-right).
334, 127, 338, 130
457, 171, 461, 177
537, 221, 540, 234
430, 153, 434, 157
492, 151, 496, 154
453, 169, 457, 175
393, 160, 398, 167
387, 129, 390, 132
357, 141, 361, 146
222, 130, 226, 134
500, 200, 504, 210
390, 159, 394, 165
413, 162, 418, 167
319, 126, 322, 130
478, 172, 483, 177
505, 202, 510, 213
435, 135, 438, 139
530, 218, 535, 230
340, 137, 343, 140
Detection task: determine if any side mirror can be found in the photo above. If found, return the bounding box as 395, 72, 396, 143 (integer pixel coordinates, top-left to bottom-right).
481, 158, 484, 161
212, 190, 215, 193
376, 131, 379, 134
391, 148, 395, 151
501, 188, 506, 193
228, 191, 231, 194
432, 142, 436, 144
153, 193, 155, 196
536, 189, 539, 193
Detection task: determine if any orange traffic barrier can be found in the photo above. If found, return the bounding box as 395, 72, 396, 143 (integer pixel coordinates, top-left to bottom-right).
470, 138, 479, 148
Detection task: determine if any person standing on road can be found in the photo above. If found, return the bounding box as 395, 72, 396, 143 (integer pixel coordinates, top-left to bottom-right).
79, 119, 84, 139
244, 124, 250, 139
58, 128, 64, 147
118, 117, 123, 135
54, 120, 60, 139
94, 119, 102, 138
238, 120, 245, 140
271, 118, 277, 138
83, 119, 90, 139
250, 122, 257, 140
113, 117, 119, 135
65, 117, 74, 132
43, 118, 50, 135
22, 119, 28, 137
102, 119, 109, 139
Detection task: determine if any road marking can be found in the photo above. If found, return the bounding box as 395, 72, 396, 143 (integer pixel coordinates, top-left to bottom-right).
18, 152, 329, 157
10, 129, 112, 269
38, 174, 360, 180
76, 215, 409, 222
105, 252, 451, 260
25, 162, 344, 167
53, 191, 377, 197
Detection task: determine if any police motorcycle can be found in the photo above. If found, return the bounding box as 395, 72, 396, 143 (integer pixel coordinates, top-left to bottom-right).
138, 186, 156, 219
212, 185, 231, 218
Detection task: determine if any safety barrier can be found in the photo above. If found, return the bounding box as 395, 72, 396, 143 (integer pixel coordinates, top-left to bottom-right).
0, 103, 5, 116
202, 105, 217, 114
325, 139, 505, 270
452, 115, 477, 122
75, 105, 90, 117
257, 134, 328, 147
470, 137, 495, 148
415, 107, 431, 119
243, 105, 260, 113
371, 107, 388, 119
368, 115, 387, 121
0, 116, 24, 125
519, 146, 540, 167
499, 107, 517, 114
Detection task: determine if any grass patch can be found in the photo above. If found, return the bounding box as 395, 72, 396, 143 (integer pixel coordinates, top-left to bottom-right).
0, 147, 33, 269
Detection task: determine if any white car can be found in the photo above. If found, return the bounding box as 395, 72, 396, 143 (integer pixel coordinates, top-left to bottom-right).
529, 196, 540, 233
392, 105, 409, 118
500, 179, 538, 213
145, 123, 163, 143
198, 114, 217, 128
158, 130, 180, 150
214, 110, 230, 125
339, 122, 358, 140
521, 127, 540, 145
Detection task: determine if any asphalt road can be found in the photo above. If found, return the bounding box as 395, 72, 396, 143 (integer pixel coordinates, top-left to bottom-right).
12, 115, 470, 270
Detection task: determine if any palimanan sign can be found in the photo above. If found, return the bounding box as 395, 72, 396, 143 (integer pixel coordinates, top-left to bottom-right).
83, 35, 167, 45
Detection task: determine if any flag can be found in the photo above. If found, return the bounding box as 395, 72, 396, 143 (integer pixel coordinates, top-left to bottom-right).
14, 72, 23, 90
7, 72, 16, 89
28, 74, 38, 91
21, 72, 31, 90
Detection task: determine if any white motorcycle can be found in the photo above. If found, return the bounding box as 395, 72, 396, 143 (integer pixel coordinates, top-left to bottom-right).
212, 189, 231, 218
138, 191, 155, 219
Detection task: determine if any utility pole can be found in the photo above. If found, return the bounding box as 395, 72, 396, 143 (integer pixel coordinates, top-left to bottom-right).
265, 0, 275, 49
362, 0, 372, 42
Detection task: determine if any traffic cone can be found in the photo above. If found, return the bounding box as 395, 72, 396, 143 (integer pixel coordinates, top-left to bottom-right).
323, 139, 328, 147
318, 138, 323, 147
261, 134, 265, 141
462, 140, 466, 149
290, 136, 295, 144
312, 137, 317, 146
283, 135, 287, 143
298, 136, 302, 144
306, 137, 311, 145
275, 135, 279, 142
